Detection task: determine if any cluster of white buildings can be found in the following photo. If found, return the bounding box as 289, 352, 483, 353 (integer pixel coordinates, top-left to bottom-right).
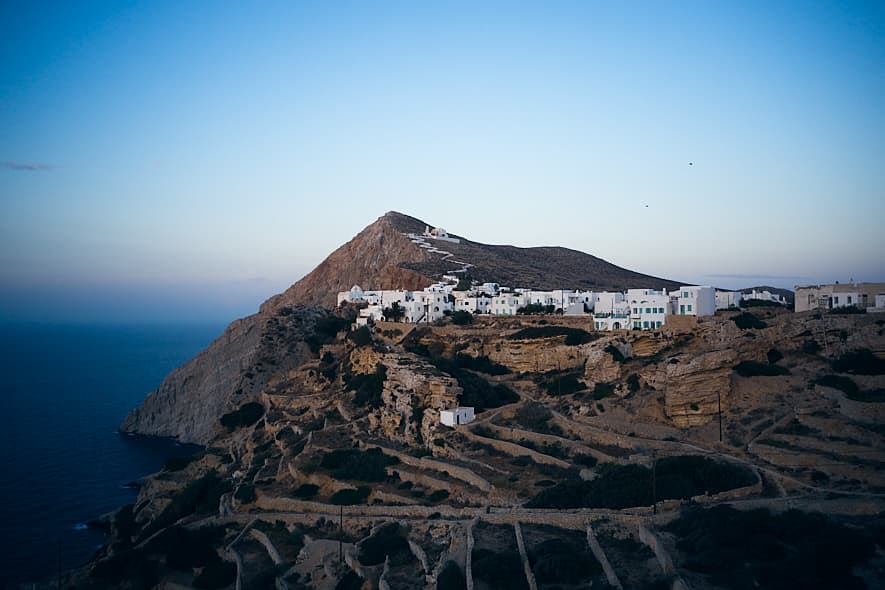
338, 282, 722, 331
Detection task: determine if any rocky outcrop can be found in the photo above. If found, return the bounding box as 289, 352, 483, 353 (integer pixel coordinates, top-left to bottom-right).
121, 306, 327, 444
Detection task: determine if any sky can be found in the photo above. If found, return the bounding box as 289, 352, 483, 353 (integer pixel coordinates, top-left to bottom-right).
2, 1, 884, 323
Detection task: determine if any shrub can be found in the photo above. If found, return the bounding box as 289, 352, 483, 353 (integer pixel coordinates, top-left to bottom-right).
766, 348, 783, 364
592, 382, 615, 400
192, 561, 237, 589
234, 484, 256, 504
515, 401, 553, 431
528, 538, 601, 583
666, 505, 876, 590
829, 305, 866, 314
627, 373, 641, 392
535, 371, 586, 397
148, 525, 226, 572
832, 349, 885, 375
335, 571, 363, 590
508, 325, 596, 345
320, 447, 399, 482
346, 325, 373, 347
732, 313, 767, 330
437, 560, 467, 590
220, 402, 265, 430
453, 353, 510, 375
306, 315, 351, 353
330, 486, 371, 505
451, 310, 474, 325
472, 549, 528, 590
163, 453, 202, 472
428, 489, 450, 502
573, 453, 598, 468
527, 456, 755, 509
140, 471, 231, 541
346, 364, 387, 407
734, 361, 790, 377
292, 483, 319, 498
815, 374, 859, 396
802, 339, 821, 354
358, 523, 413, 566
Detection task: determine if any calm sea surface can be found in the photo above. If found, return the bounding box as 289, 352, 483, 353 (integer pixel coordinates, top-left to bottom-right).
0, 322, 224, 587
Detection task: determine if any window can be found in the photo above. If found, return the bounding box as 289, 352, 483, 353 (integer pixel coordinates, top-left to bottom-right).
634, 321, 641, 329
643, 321, 649, 329
657, 321, 663, 328
683, 292, 688, 298
646, 307, 651, 313
834, 296, 839, 304
680, 305, 685, 314
687, 304, 692, 312
848, 296, 853, 304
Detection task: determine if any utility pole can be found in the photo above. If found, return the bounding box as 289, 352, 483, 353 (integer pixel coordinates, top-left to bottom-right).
651, 452, 657, 515
339, 505, 343, 564
717, 389, 723, 443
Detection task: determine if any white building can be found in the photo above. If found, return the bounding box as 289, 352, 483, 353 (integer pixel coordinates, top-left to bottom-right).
794, 282, 885, 312
627, 288, 669, 330
453, 291, 492, 314
592, 292, 630, 330
440, 407, 475, 427
674, 286, 716, 317
742, 289, 788, 306
491, 291, 528, 315
424, 226, 460, 243
715, 290, 743, 310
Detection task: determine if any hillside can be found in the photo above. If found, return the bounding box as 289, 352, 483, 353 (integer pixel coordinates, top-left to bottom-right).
89, 308, 885, 590
265, 211, 683, 310
123, 211, 683, 443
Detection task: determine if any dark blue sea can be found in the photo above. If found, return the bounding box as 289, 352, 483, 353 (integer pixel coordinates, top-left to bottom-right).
0, 322, 225, 588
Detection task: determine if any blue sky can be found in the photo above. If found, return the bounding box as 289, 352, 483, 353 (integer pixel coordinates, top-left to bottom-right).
2, 1, 884, 322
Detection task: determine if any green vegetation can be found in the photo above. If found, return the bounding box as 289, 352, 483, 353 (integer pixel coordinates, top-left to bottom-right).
90, 549, 157, 589
451, 368, 518, 411
833, 348, 885, 375
220, 401, 265, 430
428, 489, 450, 502
346, 364, 387, 407
528, 538, 601, 584
292, 483, 319, 498
162, 453, 202, 472
192, 561, 237, 589
146, 525, 227, 572
517, 303, 556, 315
437, 561, 467, 590
307, 315, 351, 353
829, 305, 866, 314
515, 401, 554, 432
346, 325, 373, 346
335, 571, 363, 590
732, 312, 767, 330
802, 339, 821, 354
452, 353, 510, 375
774, 419, 816, 436
815, 374, 859, 396
320, 447, 399, 482
330, 486, 371, 505
358, 522, 414, 566
507, 325, 596, 345
471, 548, 529, 590
766, 348, 784, 364
734, 361, 790, 377
139, 471, 231, 541
451, 310, 475, 325
526, 456, 756, 509
382, 301, 405, 322
535, 370, 586, 397
667, 505, 877, 590
234, 484, 256, 504
627, 373, 641, 392
847, 389, 885, 403
592, 382, 615, 400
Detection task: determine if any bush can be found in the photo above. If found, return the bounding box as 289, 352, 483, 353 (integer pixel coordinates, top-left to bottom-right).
766, 348, 783, 364
437, 560, 467, 590
453, 353, 510, 375
330, 486, 371, 505
833, 349, 885, 375
358, 523, 413, 566
428, 489, 450, 502
472, 549, 528, 590
592, 382, 615, 400
732, 313, 767, 330
335, 571, 363, 590
815, 374, 859, 396
528, 538, 601, 583
527, 456, 755, 509
234, 484, 256, 504
163, 454, 202, 472
802, 339, 821, 354
666, 505, 876, 590
192, 561, 237, 589
346, 364, 387, 407
148, 525, 226, 572
734, 361, 790, 377
535, 371, 586, 397
346, 325, 373, 347
320, 447, 399, 482
139, 471, 231, 541
627, 373, 640, 392
220, 402, 265, 430
451, 310, 474, 325
292, 483, 319, 498
306, 315, 351, 353
508, 325, 596, 345
515, 402, 553, 431
829, 305, 866, 314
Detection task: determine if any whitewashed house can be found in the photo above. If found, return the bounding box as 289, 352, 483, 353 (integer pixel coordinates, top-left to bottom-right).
440, 407, 475, 427
743, 289, 787, 306
674, 286, 716, 317
592, 292, 630, 330
715, 290, 743, 310
627, 288, 670, 330
491, 291, 528, 315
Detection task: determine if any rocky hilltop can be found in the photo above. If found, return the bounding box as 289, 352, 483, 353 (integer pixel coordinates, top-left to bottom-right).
122, 211, 682, 444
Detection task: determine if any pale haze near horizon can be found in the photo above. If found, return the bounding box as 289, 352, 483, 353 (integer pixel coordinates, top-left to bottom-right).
2, 1, 884, 323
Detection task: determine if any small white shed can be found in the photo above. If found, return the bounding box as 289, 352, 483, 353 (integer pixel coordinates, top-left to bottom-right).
440, 407, 475, 427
